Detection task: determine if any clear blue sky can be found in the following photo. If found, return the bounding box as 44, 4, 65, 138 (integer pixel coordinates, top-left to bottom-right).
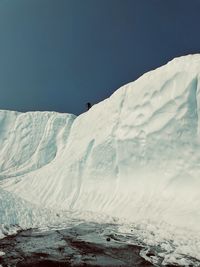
0, 0, 200, 115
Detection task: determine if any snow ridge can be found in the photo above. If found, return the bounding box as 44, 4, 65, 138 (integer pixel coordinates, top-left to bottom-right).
1, 54, 200, 232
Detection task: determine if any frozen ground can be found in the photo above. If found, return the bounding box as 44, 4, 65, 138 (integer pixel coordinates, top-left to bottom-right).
1, 54, 200, 266
0, 220, 199, 266
0, 222, 153, 267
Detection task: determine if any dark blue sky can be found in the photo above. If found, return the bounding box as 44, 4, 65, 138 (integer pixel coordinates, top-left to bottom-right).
0, 0, 200, 115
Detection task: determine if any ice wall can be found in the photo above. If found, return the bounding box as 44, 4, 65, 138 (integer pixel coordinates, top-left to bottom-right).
1, 54, 200, 231
0, 111, 75, 179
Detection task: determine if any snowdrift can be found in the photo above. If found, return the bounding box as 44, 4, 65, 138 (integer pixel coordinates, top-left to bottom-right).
1, 54, 200, 233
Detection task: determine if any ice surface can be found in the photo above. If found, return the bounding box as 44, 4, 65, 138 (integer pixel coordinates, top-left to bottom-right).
1, 54, 200, 264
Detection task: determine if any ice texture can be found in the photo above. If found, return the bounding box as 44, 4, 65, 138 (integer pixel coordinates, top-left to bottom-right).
0, 54, 200, 264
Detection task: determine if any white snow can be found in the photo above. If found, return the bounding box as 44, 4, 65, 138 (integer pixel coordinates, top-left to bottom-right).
0, 251, 5, 256
0, 187, 83, 239
0, 54, 200, 264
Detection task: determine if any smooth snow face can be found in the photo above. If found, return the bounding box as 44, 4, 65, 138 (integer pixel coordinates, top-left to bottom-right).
1, 54, 200, 233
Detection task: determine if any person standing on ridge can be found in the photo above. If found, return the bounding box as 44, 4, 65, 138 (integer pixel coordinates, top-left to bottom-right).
86, 102, 92, 110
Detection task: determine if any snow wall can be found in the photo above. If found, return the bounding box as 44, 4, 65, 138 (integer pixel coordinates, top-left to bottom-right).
1, 54, 200, 232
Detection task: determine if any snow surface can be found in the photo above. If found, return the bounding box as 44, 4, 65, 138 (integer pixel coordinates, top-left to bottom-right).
1, 54, 200, 265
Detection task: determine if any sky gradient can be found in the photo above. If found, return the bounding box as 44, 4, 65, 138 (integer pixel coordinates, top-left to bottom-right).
0, 0, 200, 115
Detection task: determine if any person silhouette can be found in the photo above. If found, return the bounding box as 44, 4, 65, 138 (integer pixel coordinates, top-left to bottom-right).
86, 102, 92, 110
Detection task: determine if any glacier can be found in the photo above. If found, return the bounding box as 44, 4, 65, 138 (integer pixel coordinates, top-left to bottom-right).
1, 54, 200, 265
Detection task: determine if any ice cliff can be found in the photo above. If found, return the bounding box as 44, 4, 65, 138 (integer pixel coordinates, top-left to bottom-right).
1, 54, 200, 232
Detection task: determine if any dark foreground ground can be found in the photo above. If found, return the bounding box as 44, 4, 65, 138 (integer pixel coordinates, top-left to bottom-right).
0, 222, 154, 267
0, 222, 194, 267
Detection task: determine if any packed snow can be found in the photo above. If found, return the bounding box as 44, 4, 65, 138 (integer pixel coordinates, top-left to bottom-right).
1, 54, 200, 265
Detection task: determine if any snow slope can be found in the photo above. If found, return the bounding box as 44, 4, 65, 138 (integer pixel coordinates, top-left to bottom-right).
1, 54, 200, 234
